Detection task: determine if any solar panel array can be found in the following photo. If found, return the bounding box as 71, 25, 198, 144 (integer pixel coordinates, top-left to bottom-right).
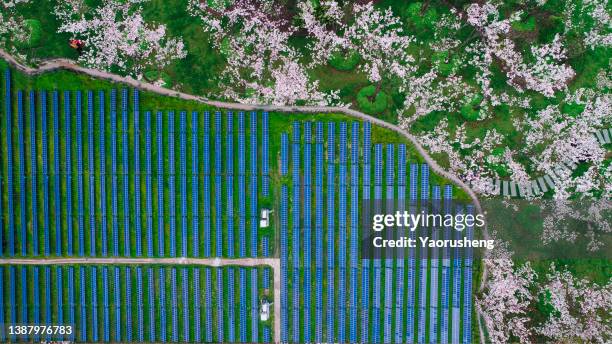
0, 265, 267, 342
0, 68, 479, 344
277, 120, 475, 344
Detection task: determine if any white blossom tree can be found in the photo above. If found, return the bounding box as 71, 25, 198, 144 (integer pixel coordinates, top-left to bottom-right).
536, 264, 612, 343
188, 0, 336, 105
54, 0, 187, 78
0, 0, 34, 60
476, 244, 536, 343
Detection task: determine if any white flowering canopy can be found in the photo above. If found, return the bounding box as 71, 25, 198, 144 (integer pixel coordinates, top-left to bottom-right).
55, 0, 186, 78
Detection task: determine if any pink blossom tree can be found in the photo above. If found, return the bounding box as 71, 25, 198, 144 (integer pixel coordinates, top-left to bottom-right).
55, 0, 187, 78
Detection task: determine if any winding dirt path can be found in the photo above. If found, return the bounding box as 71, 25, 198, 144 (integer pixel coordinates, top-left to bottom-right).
1, 49, 489, 343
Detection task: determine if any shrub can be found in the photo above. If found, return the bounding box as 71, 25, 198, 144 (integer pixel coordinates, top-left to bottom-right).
460, 94, 483, 121
328, 50, 360, 71
17, 19, 42, 48
357, 85, 389, 114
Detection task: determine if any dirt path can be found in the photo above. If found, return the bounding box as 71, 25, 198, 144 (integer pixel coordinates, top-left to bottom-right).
1, 49, 489, 343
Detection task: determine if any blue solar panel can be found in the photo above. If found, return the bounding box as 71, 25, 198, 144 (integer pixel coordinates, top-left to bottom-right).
170, 268, 178, 342
87, 91, 95, 257
204, 111, 212, 257
145, 111, 154, 257
314, 122, 324, 343
193, 268, 201, 342
64, 91, 74, 256
238, 112, 246, 258
41, 91, 50, 256
429, 186, 441, 344
18, 91, 27, 256
90, 267, 98, 341
102, 267, 109, 341
263, 326, 271, 343
350, 122, 359, 343
181, 111, 188, 257
170, 268, 179, 342
33, 267, 41, 338
121, 89, 131, 258
204, 268, 213, 342
417, 164, 430, 344
133, 92, 142, 257
156, 111, 165, 257
226, 112, 234, 258
4, 70, 13, 257
193, 112, 200, 257
7, 270, 16, 338
281, 132, 288, 176
111, 90, 119, 257
74, 91, 84, 257
213, 112, 222, 258
145, 268, 155, 342
53, 91, 62, 256
280, 185, 289, 342
463, 205, 474, 344
327, 122, 336, 343
452, 205, 463, 344
239, 268, 247, 342
125, 267, 132, 341
98, 91, 108, 257
361, 260, 370, 343
217, 268, 224, 342
169, 111, 177, 257
182, 268, 190, 341
158, 267, 167, 342
395, 144, 406, 344
20, 266, 28, 327
114, 267, 121, 341
303, 121, 312, 342
250, 112, 258, 258
227, 267, 235, 342
79, 267, 86, 341
338, 122, 348, 343
136, 267, 144, 342
383, 144, 394, 344
441, 186, 452, 344
251, 268, 259, 342
30, 91, 40, 256
262, 111, 269, 196
292, 121, 301, 342
262, 236, 270, 290
67, 267, 75, 340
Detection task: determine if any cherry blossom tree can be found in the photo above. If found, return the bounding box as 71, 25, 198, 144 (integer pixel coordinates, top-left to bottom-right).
536, 264, 612, 343
0, 0, 33, 59
299, 1, 415, 86
54, 0, 187, 78
188, 0, 337, 105
476, 244, 536, 343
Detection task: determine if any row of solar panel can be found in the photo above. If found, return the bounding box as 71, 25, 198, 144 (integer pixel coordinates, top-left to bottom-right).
0, 265, 270, 342
0, 71, 270, 259
279, 121, 473, 343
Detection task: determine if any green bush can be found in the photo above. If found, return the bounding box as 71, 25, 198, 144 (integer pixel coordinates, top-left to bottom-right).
460, 94, 483, 121
512, 16, 536, 32
17, 19, 42, 48
357, 85, 389, 114
328, 50, 360, 71
432, 51, 460, 76
405, 2, 438, 30
144, 70, 173, 87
